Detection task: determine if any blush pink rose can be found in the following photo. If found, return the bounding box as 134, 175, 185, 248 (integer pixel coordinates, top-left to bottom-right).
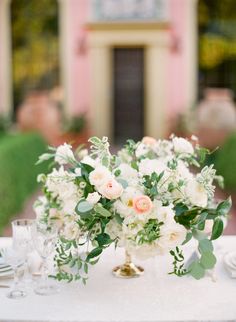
133, 195, 153, 214
98, 179, 123, 200
142, 136, 157, 146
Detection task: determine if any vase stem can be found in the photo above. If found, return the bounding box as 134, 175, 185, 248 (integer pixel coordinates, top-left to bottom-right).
112, 250, 144, 278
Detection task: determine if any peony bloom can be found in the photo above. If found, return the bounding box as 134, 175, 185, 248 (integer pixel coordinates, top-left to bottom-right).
98, 179, 123, 200
55, 143, 76, 165
185, 179, 208, 208
133, 195, 153, 214
173, 137, 194, 155
89, 166, 112, 187
86, 192, 101, 205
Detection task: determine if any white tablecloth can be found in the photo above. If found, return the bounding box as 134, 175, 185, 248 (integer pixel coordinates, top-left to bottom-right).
0, 236, 236, 322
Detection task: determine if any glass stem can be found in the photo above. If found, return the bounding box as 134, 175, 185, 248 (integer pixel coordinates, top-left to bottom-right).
12, 267, 20, 290
125, 251, 131, 265
41, 257, 48, 286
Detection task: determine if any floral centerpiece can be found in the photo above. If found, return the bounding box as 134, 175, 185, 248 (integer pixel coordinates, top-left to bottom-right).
35, 136, 231, 283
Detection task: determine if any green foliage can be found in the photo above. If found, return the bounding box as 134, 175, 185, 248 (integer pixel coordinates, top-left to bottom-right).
214, 133, 236, 190
0, 133, 49, 233
169, 247, 188, 277
136, 219, 163, 245
142, 171, 164, 200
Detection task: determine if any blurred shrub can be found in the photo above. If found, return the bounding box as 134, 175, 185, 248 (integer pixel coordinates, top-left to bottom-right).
64, 114, 86, 133
0, 133, 48, 233
215, 132, 236, 190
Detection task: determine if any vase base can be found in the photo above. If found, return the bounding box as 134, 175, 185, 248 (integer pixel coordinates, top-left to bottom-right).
112, 262, 144, 278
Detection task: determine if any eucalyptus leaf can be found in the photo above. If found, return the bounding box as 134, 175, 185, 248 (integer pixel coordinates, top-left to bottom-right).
198, 239, 213, 253
76, 200, 93, 214
188, 261, 205, 280
200, 252, 216, 269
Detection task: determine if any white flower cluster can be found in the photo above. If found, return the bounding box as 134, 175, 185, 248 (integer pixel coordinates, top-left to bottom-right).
35, 135, 221, 271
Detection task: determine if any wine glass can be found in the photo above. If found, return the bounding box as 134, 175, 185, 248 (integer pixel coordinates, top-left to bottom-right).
1, 246, 27, 299
12, 219, 35, 284
31, 222, 59, 295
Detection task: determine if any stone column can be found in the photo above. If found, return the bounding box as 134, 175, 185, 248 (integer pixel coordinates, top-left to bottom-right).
89, 44, 112, 138
185, 0, 198, 109
0, 0, 13, 116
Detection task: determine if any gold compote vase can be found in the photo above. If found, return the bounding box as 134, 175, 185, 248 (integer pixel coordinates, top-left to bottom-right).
112, 251, 144, 278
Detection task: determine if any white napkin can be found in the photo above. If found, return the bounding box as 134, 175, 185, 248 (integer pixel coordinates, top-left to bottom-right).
223, 251, 236, 278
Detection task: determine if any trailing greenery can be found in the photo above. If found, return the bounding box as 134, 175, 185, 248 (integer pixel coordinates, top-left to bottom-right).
214, 133, 236, 190
0, 133, 49, 233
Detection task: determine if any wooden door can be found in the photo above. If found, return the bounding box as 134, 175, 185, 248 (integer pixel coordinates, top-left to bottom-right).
113, 48, 144, 144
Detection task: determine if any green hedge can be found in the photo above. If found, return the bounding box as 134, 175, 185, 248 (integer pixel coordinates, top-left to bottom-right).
215, 132, 236, 190
0, 133, 48, 233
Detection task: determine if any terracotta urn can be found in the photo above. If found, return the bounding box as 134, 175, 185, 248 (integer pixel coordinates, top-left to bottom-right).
197, 88, 236, 148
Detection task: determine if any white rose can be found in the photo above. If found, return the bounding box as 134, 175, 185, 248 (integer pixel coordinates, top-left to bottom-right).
89, 166, 112, 187
98, 179, 123, 200
139, 159, 166, 176
156, 205, 176, 224
81, 156, 96, 168
115, 163, 138, 180
55, 143, 76, 165
173, 137, 194, 155
158, 223, 187, 252
135, 143, 149, 158
185, 179, 208, 208
86, 192, 101, 205
62, 222, 80, 240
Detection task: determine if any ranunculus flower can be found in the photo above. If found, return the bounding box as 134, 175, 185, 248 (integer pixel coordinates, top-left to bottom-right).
89, 166, 112, 187
142, 136, 157, 146
86, 192, 101, 205
173, 137, 194, 155
185, 179, 208, 208
98, 179, 123, 200
55, 143, 76, 165
133, 195, 153, 214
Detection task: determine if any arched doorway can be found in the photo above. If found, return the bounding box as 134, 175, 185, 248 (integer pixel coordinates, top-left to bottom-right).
10, 0, 61, 117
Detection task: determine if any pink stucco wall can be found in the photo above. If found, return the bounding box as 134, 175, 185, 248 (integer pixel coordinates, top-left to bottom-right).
68, 0, 192, 127
168, 0, 187, 119
67, 0, 90, 116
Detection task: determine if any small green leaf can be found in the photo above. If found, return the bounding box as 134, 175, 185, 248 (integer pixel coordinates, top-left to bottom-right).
84, 262, 88, 274
76, 200, 93, 214
198, 239, 213, 253
94, 204, 111, 218
216, 197, 232, 217
188, 261, 205, 280
86, 247, 103, 261
211, 218, 224, 240
200, 252, 216, 269
96, 233, 112, 246
114, 212, 123, 225
88, 137, 101, 145
182, 232, 192, 245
